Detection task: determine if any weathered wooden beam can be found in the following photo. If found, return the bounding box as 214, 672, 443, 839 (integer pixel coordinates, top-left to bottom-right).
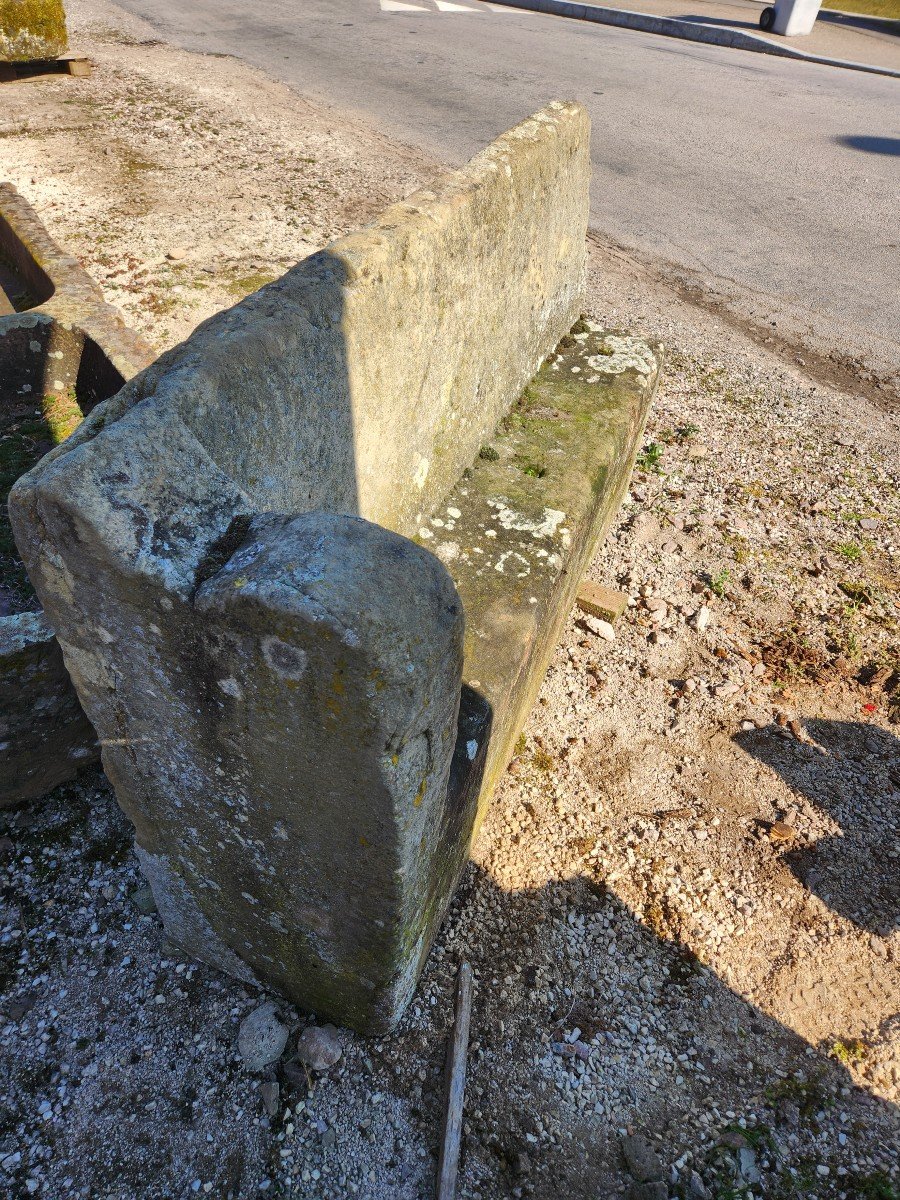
437, 961, 475, 1200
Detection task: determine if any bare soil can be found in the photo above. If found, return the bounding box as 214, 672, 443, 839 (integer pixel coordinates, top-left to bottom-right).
0, 3, 897, 1198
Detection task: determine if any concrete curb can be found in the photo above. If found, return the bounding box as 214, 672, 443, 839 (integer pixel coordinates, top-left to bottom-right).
489, 0, 900, 79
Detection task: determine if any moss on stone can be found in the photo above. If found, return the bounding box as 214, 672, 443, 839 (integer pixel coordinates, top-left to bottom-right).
0, 0, 68, 62
1, 389, 83, 610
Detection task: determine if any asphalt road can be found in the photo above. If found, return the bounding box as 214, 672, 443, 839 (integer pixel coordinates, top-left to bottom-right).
116, 0, 899, 376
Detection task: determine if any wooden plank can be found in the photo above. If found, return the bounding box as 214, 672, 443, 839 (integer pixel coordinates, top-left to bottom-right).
436, 960, 474, 1200
575, 580, 629, 623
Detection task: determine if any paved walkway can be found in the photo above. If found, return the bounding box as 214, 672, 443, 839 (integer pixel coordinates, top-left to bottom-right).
382, 0, 900, 71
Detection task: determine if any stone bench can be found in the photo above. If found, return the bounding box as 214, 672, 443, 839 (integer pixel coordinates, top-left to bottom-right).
11, 101, 660, 1032
0, 183, 154, 806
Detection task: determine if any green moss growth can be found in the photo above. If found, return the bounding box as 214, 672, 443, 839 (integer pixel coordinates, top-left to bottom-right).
1, 388, 83, 610
225, 269, 278, 301
0, 0, 68, 62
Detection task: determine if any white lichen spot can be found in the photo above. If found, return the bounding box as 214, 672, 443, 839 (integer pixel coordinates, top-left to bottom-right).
273, 822, 289, 841
487, 501, 566, 540
586, 335, 657, 378
447, 506, 461, 519
97, 627, 115, 645
495, 550, 531, 577
419, 527, 434, 539
240, 892, 258, 905
217, 677, 243, 699
261, 636, 308, 681
435, 541, 460, 564
466, 739, 478, 761
29, 340, 41, 353
529, 597, 538, 604
485, 529, 497, 539
414, 457, 430, 490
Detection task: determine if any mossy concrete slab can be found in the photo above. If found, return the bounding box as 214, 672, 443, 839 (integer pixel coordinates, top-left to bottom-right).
0, 0, 67, 62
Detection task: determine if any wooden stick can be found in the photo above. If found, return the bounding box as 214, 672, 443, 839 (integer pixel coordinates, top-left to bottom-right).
436, 960, 474, 1200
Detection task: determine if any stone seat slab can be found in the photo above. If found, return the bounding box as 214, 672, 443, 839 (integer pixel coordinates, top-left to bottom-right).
421, 322, 660, 831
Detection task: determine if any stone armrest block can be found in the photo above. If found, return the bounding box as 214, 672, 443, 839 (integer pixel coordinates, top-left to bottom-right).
1, 183, 154, 807
9, 102, 659, 1031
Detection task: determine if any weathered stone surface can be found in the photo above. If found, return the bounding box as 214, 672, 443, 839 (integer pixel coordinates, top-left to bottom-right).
0, 0, 67, 62
0, 184, 154, 808
419, 325, 660, 832
9, 104, 610, 1031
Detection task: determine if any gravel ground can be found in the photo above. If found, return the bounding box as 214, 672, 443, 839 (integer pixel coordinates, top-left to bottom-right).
1, 3, 898, 1198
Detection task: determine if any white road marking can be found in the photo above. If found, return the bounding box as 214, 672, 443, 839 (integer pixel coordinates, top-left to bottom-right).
380, 0, 495, 11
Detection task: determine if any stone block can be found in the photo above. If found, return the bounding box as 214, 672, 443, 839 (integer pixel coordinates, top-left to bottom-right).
419, 324, 660, 831
0, 184, 154, 807
0, 0, 67, 62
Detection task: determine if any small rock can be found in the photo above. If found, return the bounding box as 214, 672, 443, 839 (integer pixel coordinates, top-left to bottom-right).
583, 615, 615, 642
131, 885, 158, 915
621, 1134, 664, 1183
688, 444, 709, 459
166, 247, 188, 260
737, 1146, 760, 1184
631, 512, 661, 545
714, 682, 739, 698
692, 606, 711, 632
859, 518, 879, 531
238, 1002, 289, 1072
688, 1170, 711, 1199
296, 1023, 342, 1072
768, 820, 796, 844
259, 1081, 280, 1117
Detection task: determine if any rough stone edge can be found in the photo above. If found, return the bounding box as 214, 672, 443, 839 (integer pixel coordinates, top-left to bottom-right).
423, 326, 662, 836
135, 846, 262, 988
489, 0, 900, 79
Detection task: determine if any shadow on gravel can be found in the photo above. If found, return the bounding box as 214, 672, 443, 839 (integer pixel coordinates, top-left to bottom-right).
734, 720, 900, 937
1, 769, 899, 1197
836, 136, 900, 158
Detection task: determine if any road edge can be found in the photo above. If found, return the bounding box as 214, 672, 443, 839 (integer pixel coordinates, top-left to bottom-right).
489, 0, 900, 80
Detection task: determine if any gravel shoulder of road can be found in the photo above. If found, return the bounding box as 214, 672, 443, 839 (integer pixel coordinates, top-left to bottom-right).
1, 4, 898, 1199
